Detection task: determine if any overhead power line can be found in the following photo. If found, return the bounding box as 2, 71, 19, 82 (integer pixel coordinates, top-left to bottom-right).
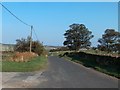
0, 3, 33, 52
1, 3, 40, 52
33, 27, 39, 41
0, 3, 31, 27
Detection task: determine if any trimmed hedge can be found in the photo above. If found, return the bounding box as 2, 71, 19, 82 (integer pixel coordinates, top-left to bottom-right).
63, 52, 120, 66
62, 51, 120, 72
61, 51, 120, 78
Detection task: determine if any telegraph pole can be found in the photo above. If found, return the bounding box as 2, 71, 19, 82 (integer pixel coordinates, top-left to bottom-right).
30, 25, 33, 52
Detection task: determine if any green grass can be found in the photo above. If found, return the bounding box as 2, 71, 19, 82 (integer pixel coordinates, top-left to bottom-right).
95, 66, 119, 78
1, 56, 48, 72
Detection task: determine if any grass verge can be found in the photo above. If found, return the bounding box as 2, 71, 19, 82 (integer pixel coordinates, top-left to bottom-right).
64, 56, 119, 78
1, 56, 48, 72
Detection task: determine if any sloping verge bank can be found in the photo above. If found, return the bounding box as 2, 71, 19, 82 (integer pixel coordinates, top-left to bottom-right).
58, 52, 120, 79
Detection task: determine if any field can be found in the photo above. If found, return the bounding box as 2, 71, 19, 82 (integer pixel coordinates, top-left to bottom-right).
82, 49, 120, 57
49, 49, 120, 57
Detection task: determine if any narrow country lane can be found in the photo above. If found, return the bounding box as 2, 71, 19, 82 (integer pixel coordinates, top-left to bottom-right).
2, 56, 118, 88
35, 56, 118, 88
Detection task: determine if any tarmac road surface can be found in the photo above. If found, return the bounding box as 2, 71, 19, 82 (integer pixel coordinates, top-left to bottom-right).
2, 56, 118, 88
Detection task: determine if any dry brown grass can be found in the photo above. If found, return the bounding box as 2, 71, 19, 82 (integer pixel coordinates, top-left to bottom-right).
9, 52, 38, 62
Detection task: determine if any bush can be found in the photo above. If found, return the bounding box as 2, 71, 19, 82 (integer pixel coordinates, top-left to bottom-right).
15, 36, 46, 56
32, 41, 46, 56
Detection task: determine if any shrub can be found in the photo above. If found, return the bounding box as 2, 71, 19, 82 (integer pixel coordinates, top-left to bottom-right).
15, 36, 46, 56
32, 41, 46, 56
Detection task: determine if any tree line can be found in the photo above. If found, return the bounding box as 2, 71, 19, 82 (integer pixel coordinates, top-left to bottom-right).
63, 23, 120, 53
